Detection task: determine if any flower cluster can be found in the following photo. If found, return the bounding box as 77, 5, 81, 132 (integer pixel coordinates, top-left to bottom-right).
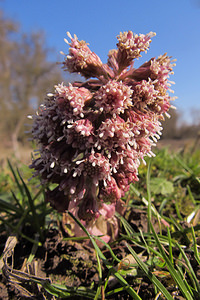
29, 30, 176, 232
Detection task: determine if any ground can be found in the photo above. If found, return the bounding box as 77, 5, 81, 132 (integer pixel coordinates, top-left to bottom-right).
0, 209, 191, 300
0, 137, 199, 299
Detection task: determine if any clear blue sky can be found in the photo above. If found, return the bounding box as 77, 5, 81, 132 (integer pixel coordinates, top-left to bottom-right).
1, 0, 200, 124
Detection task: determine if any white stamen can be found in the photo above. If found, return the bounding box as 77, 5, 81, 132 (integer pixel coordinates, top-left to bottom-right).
149, 151, 156, 157
142, 158, 146, 165
76, 159, 85, 165
70, 187, 76, 194
128, 140, 134, 146
99, 132, 104, 138
73, 108, 78, 113
108, 175, 111, 181
47, 93, 54, 97
64, 38, 69, 44
123, 132, 129, 138
61, 119, 66, 125
127, 144, 131, 151
67, 31, 72, 39
57, 136, 64, 142
155, 134, 160, 140
113, 167, 117, 173
50, 161, 55, 168
165, 112, 171, 118
152, 136, 157, 143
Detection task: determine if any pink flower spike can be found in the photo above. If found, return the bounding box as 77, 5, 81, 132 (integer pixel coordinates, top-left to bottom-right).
30, 29, 176, 228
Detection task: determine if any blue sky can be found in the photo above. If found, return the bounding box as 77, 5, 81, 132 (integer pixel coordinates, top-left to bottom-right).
1, 0, 200, 124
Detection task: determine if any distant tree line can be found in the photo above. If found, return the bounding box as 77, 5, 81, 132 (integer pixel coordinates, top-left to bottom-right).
161, 108, 200, 140
0, 10, 63, 158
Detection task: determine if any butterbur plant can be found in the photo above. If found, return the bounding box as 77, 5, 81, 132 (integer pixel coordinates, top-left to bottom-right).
29, 30, 176, 241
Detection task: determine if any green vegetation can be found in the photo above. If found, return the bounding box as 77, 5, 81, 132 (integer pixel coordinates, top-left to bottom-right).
0, 145, 200, 299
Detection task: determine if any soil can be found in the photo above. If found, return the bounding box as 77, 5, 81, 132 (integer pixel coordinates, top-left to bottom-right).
0, 208, 188, 300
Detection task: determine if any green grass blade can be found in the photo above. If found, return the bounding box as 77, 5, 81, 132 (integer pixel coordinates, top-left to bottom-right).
176, 242, 200, 293
105, 286, 131, 297
186, 185, 196, 205
167, 227, 174, 264
94, 249, 102, 300
115, 212, 139, 238
174, 200, 184, 221
130, 183, 170, 228
67, 211, 142, 300
146, 160, 152, 233
41, 282, 99, 299
174, 155, 194, 175
7, 159, 24, 198
150, 223, 194, 300
191, 226, 200, 265
0, 198, 22, 215
0, 216, 41, 245
17, 171, 43, 240
125, 242, 174, 300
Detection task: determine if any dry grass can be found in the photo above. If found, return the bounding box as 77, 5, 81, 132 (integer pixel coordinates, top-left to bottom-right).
0, 144, 33, 166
